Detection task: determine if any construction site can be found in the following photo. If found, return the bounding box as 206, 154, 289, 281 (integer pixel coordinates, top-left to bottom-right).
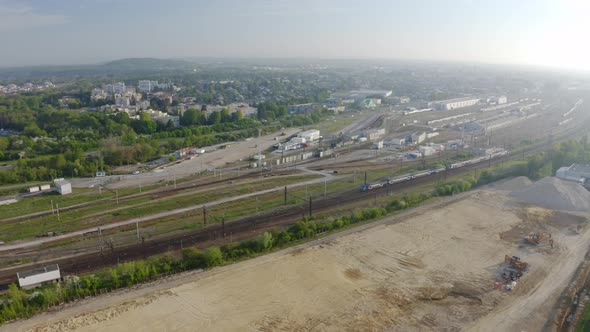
4, 175, 590, 332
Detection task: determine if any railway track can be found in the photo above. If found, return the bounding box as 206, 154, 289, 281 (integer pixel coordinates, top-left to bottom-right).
0, 168, 290, 225
0, 117, 588, 289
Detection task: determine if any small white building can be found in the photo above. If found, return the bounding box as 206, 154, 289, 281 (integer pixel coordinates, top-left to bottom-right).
17, 264, 61, 289
40, 184, 51, 191
297, 129, 321, 142
373, 140, 384, 149
28, 186, 40, 193
55, 180, 72, 195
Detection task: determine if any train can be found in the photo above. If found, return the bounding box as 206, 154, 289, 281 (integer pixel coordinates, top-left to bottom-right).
360, 149, 508, 192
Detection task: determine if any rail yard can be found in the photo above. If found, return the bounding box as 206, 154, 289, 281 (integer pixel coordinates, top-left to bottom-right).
1, 89, 590, 331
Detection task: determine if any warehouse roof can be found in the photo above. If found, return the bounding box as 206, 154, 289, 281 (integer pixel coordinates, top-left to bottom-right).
17, 264, 60, 279
570, 164, 590, 174
433, 97, 480, 104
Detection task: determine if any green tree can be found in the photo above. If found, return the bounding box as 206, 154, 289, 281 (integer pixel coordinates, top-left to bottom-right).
203, 247, 223, 267
208, 111, 221, 125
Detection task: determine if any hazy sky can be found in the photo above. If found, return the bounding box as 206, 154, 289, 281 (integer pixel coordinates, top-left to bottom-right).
1, 0, 589, 70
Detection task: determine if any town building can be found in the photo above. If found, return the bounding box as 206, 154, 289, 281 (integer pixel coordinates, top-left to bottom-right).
399, 96, 411, 104
389, 137, 407, 146
410, 131, 427, 144
428, 97, 480, 110
419, 146, 437, 156
175, 147, 197, 159
115, 97, 131, 107
17, 264, 61, 289
363, 128, 386, 141
556, 164, 590, 183
288, 103, 317, 114
297, 129, 321, 142
144, 109, 179, 127
360, 98, 382, 108
348, 89, 393, 98
91, 88, 108, 101
139, 80, 159, 93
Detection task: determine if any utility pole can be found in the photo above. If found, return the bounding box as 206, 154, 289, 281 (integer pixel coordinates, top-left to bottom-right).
56, 203, 60, 221
50, 200, 54, 215
324, 178, 327, 199
116, 190, 119, 205
203, 206, 207, 225
222, 214, 225, 238
258, 128, 262, 174
309, 197, 312, 218
136, 221, 139, 239
284, 186, 288, 205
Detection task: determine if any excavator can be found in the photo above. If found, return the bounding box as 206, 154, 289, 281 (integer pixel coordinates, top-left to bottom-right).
525, 232, 553, 247
505, 255, 528, 270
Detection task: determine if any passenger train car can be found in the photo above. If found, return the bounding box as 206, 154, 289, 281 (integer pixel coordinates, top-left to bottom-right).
360, 149, 508, 192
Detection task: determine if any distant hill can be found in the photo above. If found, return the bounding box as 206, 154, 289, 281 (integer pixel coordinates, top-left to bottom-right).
0, 58, 197, 81
102, 58, 194, 71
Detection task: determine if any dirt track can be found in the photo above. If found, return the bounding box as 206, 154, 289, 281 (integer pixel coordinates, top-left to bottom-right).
6, 188, 589, 332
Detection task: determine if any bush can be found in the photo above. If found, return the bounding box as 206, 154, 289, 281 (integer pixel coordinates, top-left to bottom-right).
203, 247, 223, 267
182, 247, 204, 269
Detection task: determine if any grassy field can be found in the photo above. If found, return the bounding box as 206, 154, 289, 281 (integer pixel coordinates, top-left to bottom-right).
0, 174, 320, 242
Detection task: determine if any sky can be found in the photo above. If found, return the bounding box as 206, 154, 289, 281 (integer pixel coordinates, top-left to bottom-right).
1, 0, 589, 70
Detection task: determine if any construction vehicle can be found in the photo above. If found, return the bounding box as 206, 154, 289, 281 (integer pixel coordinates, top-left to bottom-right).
505, 255, 528, 270
525, 232, 552, 246
502, 269, 523, 282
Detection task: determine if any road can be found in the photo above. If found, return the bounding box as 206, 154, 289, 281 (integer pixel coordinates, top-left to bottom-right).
0, 167, 333, 252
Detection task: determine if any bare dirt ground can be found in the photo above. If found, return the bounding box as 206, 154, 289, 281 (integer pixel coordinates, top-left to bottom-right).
4, 189, 590, 332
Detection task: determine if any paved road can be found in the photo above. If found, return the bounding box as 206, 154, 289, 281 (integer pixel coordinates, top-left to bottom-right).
0, 168, 335, 252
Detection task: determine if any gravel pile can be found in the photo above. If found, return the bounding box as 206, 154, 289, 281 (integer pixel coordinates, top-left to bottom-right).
492, 176, 533, 192
511, 177, 590, 212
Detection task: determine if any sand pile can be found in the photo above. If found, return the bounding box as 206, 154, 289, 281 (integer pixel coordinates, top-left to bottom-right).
492, 176, 533, 192
512, 177, 590, 212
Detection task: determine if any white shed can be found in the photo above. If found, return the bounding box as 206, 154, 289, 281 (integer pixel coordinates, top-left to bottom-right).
17, 264, 61, 289
55, 180, 72, 195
